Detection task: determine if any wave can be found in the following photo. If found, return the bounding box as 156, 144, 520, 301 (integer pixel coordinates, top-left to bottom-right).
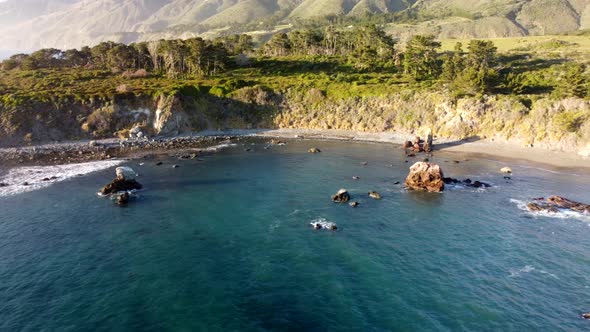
0, 160, 123, 197
518, 165, 582, 177
511, 199, 590, 222
205, 143, 238, 152
509, 265, 558, 279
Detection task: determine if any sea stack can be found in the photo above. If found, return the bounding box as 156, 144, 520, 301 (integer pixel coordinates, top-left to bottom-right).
99, 167, 143, 195
405, 162, 445, 192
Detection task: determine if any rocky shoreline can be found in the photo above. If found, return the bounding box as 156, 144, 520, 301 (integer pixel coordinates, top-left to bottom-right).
0, 135, 241, 168
2, 127, 590, 172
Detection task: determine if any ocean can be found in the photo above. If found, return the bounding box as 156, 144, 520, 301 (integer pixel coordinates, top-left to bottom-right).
1, 138, 590, 331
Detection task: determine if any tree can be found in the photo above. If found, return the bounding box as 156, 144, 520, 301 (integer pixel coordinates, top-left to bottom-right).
403, 35, 441, 80
29, 48, 63, 68
107, 44, 139, 70
63, 48, 91, 67
441, 42, 464, 81
554, 63, 588, 98
466, 40, 497, 70
262, 33, 291, 56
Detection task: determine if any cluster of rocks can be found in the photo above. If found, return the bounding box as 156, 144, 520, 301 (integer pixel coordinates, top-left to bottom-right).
270, 139, 287, 146
99, 167, 143, 206
128, 126, 146, 139
0, 135, 234, 167
443, 177, 492, 188
403, 134, 433, 154
526, 196, 590, 214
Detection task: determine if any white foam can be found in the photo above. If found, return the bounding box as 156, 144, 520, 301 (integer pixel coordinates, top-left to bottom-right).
518, 165, 581, 176
205, 143, 237, 152
0, 160, 123, 197
310, 217, 338, 230
509, 265, 558, 279
511, 199, 590, 222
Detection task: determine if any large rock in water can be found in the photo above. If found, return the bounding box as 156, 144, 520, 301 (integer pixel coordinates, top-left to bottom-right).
405, 162, 445, 192
332, 189, 350, 203
100, 167, 142, 195
546, 196, 590, 213
525, 196, 590, 214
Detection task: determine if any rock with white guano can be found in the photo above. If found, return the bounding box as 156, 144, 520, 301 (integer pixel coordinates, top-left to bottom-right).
116, 166, 136, 180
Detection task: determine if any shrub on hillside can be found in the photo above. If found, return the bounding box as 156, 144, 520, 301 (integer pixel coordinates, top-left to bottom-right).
553, 110, 587, 133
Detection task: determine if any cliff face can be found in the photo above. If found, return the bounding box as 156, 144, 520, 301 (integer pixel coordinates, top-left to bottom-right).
1, 87, 589, 156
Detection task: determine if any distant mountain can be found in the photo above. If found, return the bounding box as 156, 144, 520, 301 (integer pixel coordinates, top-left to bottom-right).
0, 0, 589, 53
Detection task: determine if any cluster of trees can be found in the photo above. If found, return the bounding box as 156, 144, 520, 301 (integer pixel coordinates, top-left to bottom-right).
260, 25, 396, 68
1, 36, 254, 78
2, 25, 587, 99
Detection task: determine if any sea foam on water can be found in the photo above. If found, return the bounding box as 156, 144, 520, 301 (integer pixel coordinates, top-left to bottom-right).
0, 160, 123, 197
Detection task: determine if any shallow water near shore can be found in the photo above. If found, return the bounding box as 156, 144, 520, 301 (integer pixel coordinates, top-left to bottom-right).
1, 139, 590, 331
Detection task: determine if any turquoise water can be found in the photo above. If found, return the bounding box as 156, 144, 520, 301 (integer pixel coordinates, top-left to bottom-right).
1, 139, 590, 331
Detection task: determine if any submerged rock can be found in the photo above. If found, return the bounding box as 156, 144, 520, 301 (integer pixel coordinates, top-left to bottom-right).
405, 162, 445, 192
116, 192, 130, 206
368, 191, 382, 200
349, 201, 359, 208
311, 220, 338, 230
0, 183, 8, 187
332, 189, 350, 203
308, 147, 321, 153
443, 178, 491, 188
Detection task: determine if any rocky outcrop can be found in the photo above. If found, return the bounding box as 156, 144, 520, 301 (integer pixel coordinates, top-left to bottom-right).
115, 166, 136, 180
153, 94, 192, 136
547, 196, 590, 213
405, 162, 445, 192
99, 167, 142, 196
525, 196, 590, 214
332, 189, 350, 203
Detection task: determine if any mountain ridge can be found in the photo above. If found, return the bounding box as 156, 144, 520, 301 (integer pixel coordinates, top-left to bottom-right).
0, 0, 589, 52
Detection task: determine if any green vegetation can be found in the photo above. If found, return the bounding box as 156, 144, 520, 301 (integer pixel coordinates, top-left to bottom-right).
0, 27, 589, 148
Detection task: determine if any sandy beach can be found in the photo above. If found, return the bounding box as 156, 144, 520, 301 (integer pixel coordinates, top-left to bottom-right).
253, 128, 590, 170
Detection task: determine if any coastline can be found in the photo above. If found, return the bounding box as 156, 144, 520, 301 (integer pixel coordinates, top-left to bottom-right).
1, 128, 588, 172
252, 128, 590, 171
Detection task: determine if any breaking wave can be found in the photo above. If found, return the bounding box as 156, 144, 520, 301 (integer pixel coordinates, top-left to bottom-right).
0, 160, 123, 197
